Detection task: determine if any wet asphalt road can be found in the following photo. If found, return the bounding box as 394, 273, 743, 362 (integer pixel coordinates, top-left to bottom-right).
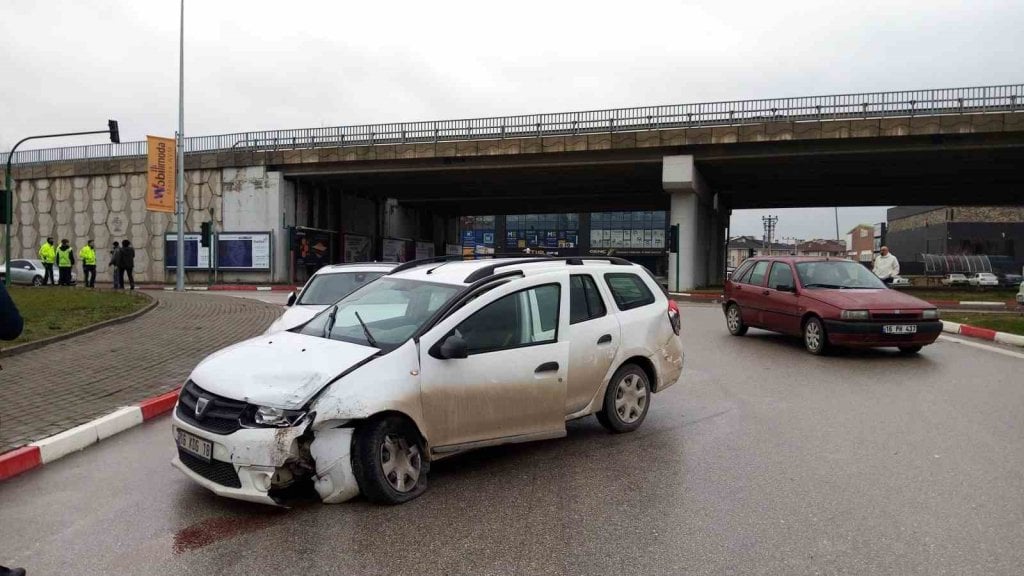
2, 305, 1023, 576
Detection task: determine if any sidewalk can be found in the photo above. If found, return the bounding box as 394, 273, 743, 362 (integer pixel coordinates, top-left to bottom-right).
0, 291, 281, 454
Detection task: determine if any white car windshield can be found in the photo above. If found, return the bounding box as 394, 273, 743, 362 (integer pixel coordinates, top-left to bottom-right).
296, 271, 386, 305
796, 261, 887, 289
297, 278, 461, 351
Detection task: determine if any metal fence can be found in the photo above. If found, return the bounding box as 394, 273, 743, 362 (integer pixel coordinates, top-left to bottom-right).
4, 83, 1022, 167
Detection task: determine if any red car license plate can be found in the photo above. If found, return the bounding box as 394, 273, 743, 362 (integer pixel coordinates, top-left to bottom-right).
883, 324, 917, 335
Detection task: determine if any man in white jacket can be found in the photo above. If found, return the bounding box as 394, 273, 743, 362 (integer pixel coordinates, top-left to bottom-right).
873, 246, 900, 285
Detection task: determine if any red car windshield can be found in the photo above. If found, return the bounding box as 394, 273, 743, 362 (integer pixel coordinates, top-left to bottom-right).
795, 261, 886, 290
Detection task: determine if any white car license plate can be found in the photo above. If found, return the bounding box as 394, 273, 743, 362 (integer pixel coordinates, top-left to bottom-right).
177, 430, 213, 462
883, 324, 917, 335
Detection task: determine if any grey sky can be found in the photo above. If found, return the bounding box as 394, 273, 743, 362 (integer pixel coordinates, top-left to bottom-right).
1, 0, 1020, 236
730, 207, 891, 242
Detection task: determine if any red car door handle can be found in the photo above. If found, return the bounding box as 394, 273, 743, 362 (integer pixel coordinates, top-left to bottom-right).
762, 290, 770, 295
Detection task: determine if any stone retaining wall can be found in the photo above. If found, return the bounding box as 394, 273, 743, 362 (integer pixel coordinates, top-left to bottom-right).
7, 170, 223, 283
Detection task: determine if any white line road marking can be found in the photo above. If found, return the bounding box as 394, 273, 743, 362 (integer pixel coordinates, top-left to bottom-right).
938, 335, 1024, 360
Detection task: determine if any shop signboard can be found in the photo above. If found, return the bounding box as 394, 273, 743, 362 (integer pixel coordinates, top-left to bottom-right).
383, 238, 411, 262
294, 228, 332, 268
343, 234, 373, 262
415, 242, 435, 260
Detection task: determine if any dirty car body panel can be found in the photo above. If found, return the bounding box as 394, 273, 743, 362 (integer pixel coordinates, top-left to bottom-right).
171, 257, 685, 505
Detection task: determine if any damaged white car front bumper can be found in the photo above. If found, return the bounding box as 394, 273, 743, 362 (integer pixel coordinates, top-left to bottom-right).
170, 411, 360, 506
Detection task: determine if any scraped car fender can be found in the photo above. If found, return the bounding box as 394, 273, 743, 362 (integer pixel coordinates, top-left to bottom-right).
310, 339, 431, 442
310, 427, 359, 503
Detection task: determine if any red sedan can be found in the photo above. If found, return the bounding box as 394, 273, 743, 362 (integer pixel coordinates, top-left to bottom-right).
723, 257, 942, 355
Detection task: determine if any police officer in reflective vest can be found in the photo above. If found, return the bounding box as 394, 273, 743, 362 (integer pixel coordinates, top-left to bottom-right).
38, 237, 57, 286
56, 239, 75, 286
78, 239, 97, 288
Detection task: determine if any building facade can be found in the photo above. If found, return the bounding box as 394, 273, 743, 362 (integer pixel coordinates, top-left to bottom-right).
886, 206, 1024, 273
459, 210, 671, 277
727, 235, 796, 268
796, 239, 846, 257
846, 224, 875, 263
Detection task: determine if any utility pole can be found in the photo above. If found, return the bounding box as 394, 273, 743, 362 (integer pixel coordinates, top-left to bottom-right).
761, 214, 778, 255
175, 0, 186, 291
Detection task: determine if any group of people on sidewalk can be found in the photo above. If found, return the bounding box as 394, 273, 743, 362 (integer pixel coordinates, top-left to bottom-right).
36, 237, 135, 290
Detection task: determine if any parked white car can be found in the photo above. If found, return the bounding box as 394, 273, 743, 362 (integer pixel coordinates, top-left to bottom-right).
968, 272, 1000, 287
264, 263, 396, 334
890, 276, 911, 287
171, 256, 684, 505
941, 273, 969, 286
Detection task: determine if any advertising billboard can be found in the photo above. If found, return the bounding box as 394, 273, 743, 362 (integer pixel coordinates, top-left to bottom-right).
164, 234, 210, 269
217, 232, 271, 270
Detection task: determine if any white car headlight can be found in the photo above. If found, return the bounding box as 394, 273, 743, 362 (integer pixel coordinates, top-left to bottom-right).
841, 310, 870, 320
922, 309, 939, 320
251, 406, 307, 427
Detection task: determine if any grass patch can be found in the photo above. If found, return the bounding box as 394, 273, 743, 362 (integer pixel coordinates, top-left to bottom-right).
942, 312, 1024, 336
901, 288, 1018, 303
6, 287, 150, 345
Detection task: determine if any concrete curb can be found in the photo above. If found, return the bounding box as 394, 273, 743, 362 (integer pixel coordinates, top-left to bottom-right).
0, 293, 158, 358
941, 320, 1024, 348
0, 388, 180, 482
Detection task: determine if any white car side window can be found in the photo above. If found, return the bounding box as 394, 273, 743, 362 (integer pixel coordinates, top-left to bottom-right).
454, 284, 560, 355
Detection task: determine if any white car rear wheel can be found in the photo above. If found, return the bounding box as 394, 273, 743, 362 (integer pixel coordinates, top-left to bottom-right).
597, 364, 651, 434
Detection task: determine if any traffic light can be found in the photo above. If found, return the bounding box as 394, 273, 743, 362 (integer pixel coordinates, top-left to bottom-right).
0, 189, 9, 225
108, 120, 120, 144
200, 221, 212, 247
668, 224, 679, 253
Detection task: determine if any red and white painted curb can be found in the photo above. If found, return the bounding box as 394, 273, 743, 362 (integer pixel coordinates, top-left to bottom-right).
942, 321, 1024, 348
153, 285, 296, 292
0, 388, 180, 482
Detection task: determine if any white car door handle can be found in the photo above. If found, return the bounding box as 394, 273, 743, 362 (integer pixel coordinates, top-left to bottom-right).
597, 334, 612, 345
535, 362, 559, 374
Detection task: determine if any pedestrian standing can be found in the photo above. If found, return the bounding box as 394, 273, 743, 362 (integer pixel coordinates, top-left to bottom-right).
38, 237, 56, 286
56, 239, 75, 286
110, 242, 122, 289
120, 239, 136, 290
0, 280, 23, 341
873, 245, 900, 286
79, 239, 97, 288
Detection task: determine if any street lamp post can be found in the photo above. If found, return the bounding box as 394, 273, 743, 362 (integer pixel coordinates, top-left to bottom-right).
3, 122, 119, 287
176, 0, 186, 291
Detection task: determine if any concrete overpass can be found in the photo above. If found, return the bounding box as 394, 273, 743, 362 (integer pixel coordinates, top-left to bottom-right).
3, 84, 1023, 290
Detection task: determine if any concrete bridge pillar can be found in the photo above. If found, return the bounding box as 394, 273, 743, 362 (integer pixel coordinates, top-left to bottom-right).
664, 155, 713, 292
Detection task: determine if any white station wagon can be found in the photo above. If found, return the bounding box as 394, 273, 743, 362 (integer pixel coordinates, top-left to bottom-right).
171, 256, 685, 505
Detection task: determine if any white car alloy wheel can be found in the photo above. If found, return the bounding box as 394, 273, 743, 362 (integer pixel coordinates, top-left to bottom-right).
615, 374, 647, 424
381, 434, 422, 493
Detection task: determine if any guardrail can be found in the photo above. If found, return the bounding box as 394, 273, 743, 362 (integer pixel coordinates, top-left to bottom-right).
3, 84, 1021, 167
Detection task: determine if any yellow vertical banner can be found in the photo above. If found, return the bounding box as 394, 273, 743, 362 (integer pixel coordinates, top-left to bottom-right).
146, 136, 176, 213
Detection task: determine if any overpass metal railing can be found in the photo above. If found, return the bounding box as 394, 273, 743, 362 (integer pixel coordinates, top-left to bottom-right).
3, 83, 1022, 167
